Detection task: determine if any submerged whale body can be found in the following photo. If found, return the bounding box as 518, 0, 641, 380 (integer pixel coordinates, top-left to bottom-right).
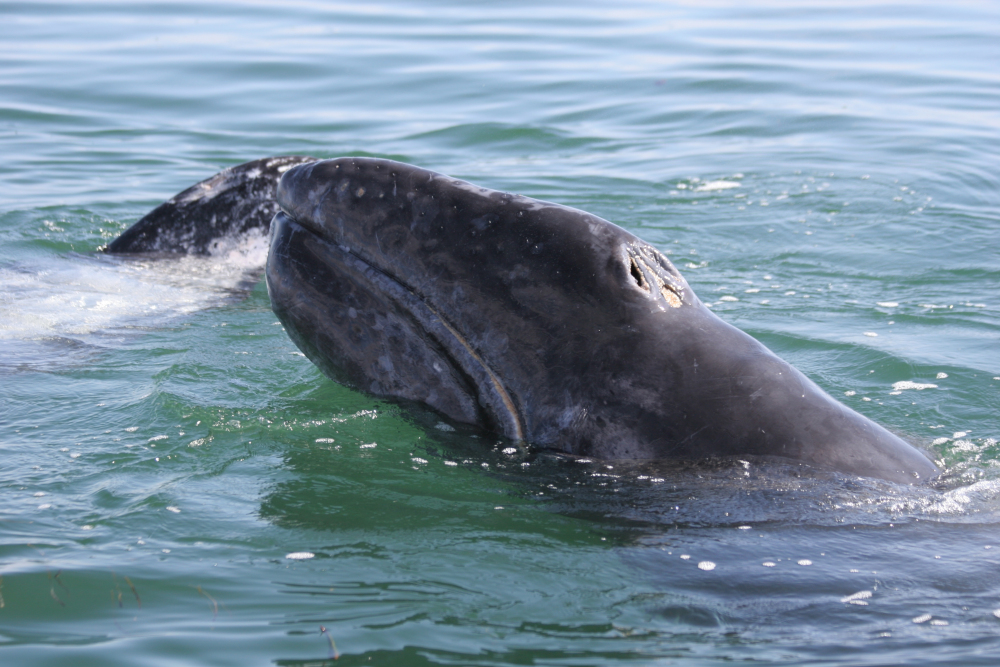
108, 157, 937, 484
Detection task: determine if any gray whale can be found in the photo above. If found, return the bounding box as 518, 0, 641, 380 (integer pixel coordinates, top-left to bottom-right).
109, 156, 937, 484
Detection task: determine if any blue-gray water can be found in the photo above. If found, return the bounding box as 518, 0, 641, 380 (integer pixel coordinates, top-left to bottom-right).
2, 1, 999, 665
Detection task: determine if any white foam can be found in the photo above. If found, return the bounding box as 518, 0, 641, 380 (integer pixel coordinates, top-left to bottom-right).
0, 231, 269, 346
695, 181, 740, 192
926, 479, 1000, 515
892, 381, 938, 391
841, 590, 873, 603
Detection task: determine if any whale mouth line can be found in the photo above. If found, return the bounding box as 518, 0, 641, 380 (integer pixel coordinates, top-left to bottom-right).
419, 298, 525, 442
284, 213, 525, 441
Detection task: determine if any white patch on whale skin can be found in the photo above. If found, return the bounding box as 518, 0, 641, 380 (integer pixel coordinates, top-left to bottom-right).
174, 170, 239, 204
268, 156, 313, 172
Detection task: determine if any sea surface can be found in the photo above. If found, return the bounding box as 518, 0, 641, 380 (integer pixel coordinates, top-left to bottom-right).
2, 1, 999, 665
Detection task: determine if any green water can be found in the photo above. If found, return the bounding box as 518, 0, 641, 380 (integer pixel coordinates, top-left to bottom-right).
2, 1, 999, 664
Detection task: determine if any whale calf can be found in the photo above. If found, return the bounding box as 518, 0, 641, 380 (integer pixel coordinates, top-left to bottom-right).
109, 157, 937, 484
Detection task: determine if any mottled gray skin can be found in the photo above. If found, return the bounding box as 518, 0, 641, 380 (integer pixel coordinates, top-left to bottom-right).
107, 156, 317, 254
265, 157, 937, 484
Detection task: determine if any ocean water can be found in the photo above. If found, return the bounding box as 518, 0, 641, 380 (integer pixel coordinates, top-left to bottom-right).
2, 1, 999, 664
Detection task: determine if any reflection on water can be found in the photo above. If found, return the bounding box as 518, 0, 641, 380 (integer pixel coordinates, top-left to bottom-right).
256, 427, 1000, 664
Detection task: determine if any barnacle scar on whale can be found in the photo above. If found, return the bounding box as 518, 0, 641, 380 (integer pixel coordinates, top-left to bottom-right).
108, 156, 937, 484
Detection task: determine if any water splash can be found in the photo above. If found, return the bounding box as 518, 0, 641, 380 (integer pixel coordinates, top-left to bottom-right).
0, 229, 269, 367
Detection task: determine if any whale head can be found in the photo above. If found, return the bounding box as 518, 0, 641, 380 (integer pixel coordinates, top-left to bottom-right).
265, 157, 937, 484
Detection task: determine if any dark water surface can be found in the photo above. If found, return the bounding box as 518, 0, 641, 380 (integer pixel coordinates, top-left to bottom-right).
2, 1, 999, 664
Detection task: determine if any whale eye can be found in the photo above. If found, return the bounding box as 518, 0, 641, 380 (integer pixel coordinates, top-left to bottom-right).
629, 257, 649, 290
